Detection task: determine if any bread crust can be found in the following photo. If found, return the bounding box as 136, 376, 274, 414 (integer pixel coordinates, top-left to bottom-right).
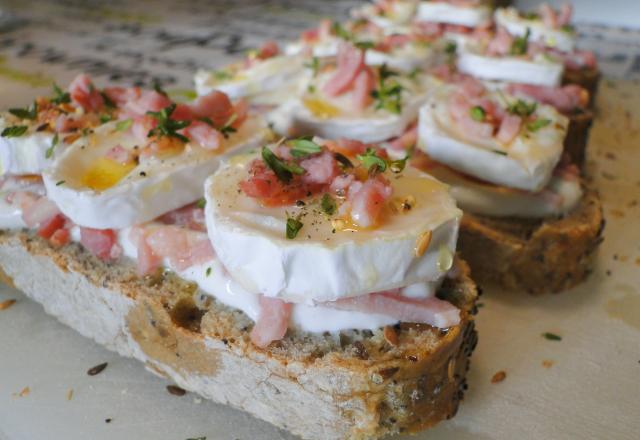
457, 187, 604, 295
565, 109, 594, 166
0, 231, 478, 440
563, 67, 601, 107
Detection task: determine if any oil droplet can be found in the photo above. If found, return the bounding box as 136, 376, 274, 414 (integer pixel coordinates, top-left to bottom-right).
437, 245, 453, 272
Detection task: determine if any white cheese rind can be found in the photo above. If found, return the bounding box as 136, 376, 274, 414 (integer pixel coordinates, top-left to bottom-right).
416, 2, 491, 27
43, 117, 270, 229
417, 87, 568, 192
457, 50, 564, 86
495, 7, 576, 53
0, 117, 54, 176
204, 157, 461, 303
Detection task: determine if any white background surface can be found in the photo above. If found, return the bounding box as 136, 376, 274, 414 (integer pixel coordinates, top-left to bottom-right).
0, 1, 639, 440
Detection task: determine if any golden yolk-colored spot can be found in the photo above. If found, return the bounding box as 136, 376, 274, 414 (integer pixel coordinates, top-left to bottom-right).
414, 230, 432, 258
303, 97, 340, 119
81, 157, 135, 191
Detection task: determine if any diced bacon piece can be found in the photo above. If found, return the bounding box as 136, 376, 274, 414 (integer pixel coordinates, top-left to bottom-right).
324, 138, 367, 156
457, 114, 494, 138
231, 98, 249, 128
144, 226, 214, 272
506, 83, 588, 113
486, 27, 514, 57
301, 27, 320, 42
351, 67, 375, 111
554, 162, 580, 181
250, 296, 292, 348
55, 114, 81, 133
105, 145, 135, 165
300, 151, 340, 185
557, 3, 573, 26
22, 196, 61, 229
121, 90, 172, 119
323, 42, 366, 97
539, 3, 558, 29
329, 290, 461, 328
257, 40, 279, 60
158, 203, 206, 232
388, 124, 417, 151
80, 227, 119, 261
171, 103, 195, 121
318, 19, 332, 38
69, 73, 104, 112
496, 114, 522, 144
415, 21, 444, 37
103, 86, 141, 107
330, 174, 355, 193
189, 91, 234, 126
182, 120, 223, 150
558, 49, 598, 70
459, 76, 486, 98
37, 214, 66, 240
49, 228, 70, 247
430, 64, 456, 82
348, 176, 393, 228
130, 226, 162, 276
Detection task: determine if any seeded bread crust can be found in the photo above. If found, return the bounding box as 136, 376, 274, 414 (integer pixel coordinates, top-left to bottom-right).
0, 230, 478, 440
565, 109, 594, 166
457, 186, 604, 295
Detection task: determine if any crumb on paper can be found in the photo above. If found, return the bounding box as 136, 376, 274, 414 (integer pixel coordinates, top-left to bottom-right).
542, 360, 555, 368
0, 299, 16, 310
609, 209, 625, 218
67, 389, 74, 401
14, 386, 30, 397
491, 371, 506, 384
87, 362, 108, 376
167, 385, 186, 396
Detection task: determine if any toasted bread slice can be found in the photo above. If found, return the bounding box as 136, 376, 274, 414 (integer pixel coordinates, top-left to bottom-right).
0, 230, 478, 440
564, 67, 601, 107
457, 187, 604, 295
565, 109, 594, 166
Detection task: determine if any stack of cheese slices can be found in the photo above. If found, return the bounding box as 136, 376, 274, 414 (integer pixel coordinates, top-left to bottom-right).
0, 1, 604, 439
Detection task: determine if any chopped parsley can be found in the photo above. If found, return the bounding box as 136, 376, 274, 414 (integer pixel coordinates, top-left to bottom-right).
99, 113, 113, 124
56, 180, 65, 186
1, 125, 28, 137
285, 214, 304, 239
115, 118, 133, 131
261, 146, 304, 183
196, 197, 206, 209
213, 70, 233, 81
9, 101, 38, 120
219, 114, 238, 138
205, 267, 212, 277
320, 193, 337, 216
51, 83, 71, 105
470, 106, 486, 122
153, 81, 169, 97
542, 332, 562, 341
147, 104, 190, 142
100, 91, 116, 109
334, 152, 353, 169
561, 24, 575, 33
303, 56, 320, 77
354, 40, 375, 50
510, 28, 531, 56
357, 148, 387, 173
371, 64, 404, 114
389, 156, 408, 173
331, 21, 352, 41
527, 118, 551, 132
45, 133, 59, 159
445, 41, 457, 56
507, 99, 537, 117
290, 138, 321, 158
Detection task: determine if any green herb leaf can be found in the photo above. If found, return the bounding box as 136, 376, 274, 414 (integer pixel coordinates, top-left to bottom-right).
492, 149, 508, 156
205, 267, 212, 277
45, 133, 59, 159
147, 104, 191, 142
560, 24, 575, 33
1, 125, 28, 137
115, 118, 133, 131
510, 28, 531, 56
100, 91, 116, 109
542, 332, 562, 341
303, 57, 320, 77
56, 180, 65, 186
357, 148, 387, 173
99, 113, 113, 124
527, 118, 551, 132
389, 156, 408, 173
334, 152, 353, 169
331, 21, 352, 41
470, 106, 486, 122
196, 197, 206, 209
219, 113, 238, 138
354, 40, 375, 50
444, 41, 457, 56
213, 70, 233, 81
51, 83, 71, 105
9, 101, 38, 120
262, 146, 304, 183
286, 214, 304, 239
507, 99, 537, 117
153, 81, 168, 97
371, 64, 404, 114
320, 193, 337, 216
290, 138, 322, 158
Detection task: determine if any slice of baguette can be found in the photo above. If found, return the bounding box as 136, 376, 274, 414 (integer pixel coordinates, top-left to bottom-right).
563, 67, 601, 107
565, 109, 594, 166
0, 230, 478, 440
457, 186, 604, 295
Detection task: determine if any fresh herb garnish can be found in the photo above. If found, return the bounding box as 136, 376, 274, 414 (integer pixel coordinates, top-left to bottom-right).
219, 113, 238, 138
354, 40, 375, 50
560, 24, 575, 33
9, 101, 38, 120
334, 152, 353, 169
56, 180, 65, 186
542, 332, 562, 341
100, 91, 116, 109
286, 214, 304, 239
147, 104, 190, 142
205, 267, 212, 277
1, 125, 28, 137
196, 197, 206, 209
470, 106, 486, 122
99, 113, 113, 124
510, 28, 531, 56
304, 57, 320, 77
115, 118, 133, 131
320, 193, 337, 216
357, 148, 387, 173
45, 132, 59, 159
261, 146, 304, 183
492, 149, 508, 156
527, 118, 551, 132
371, 64, 404, 114
389, 156, 408, 173
290, 138, 322, 158
51, 83, 71, 105
331, 21, 352, 41
213, 70, 233, 81
507, 99, 537, 117
81, 127, 92, 137
445, 41, 457, 56
153, 81, 168, 97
